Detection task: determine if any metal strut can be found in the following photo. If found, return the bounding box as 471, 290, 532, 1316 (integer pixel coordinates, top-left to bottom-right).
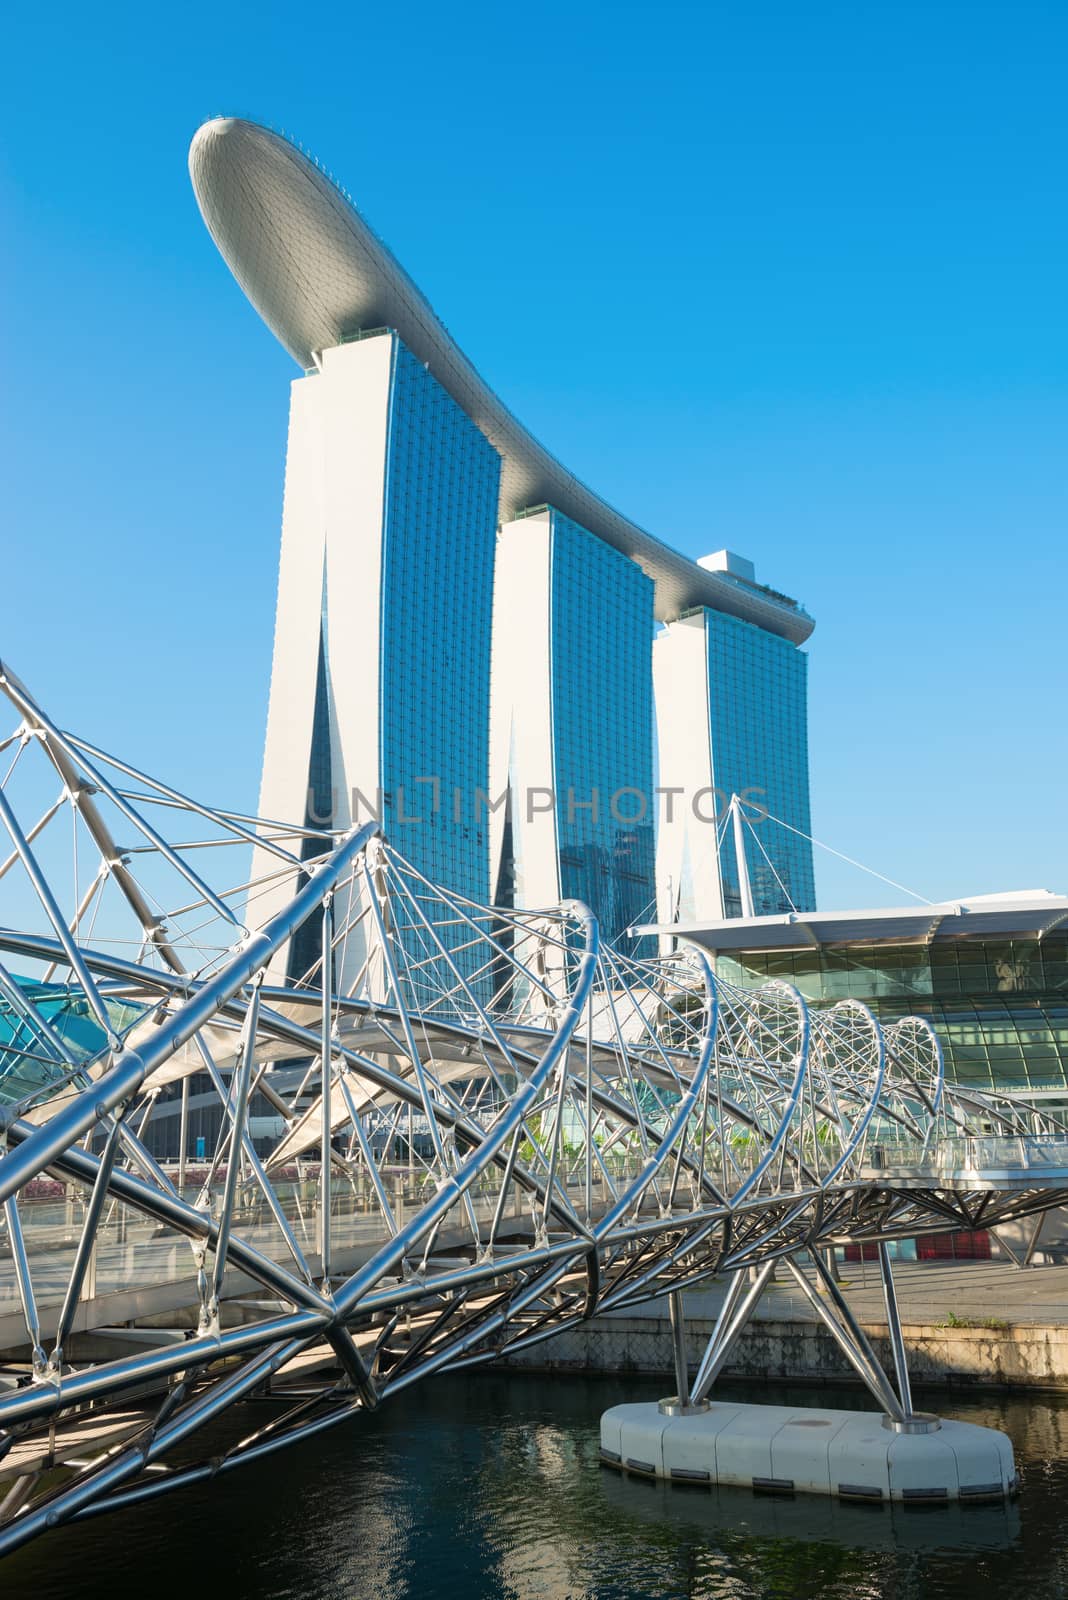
690, 1261, 777, 1406
876, 1241, 914, 1419
784, 1255, 905, 1421
668, 1290, 689, 1404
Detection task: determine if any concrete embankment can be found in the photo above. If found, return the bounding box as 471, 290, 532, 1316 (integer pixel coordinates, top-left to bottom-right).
496, 1263, 1068, 1392
498, 1308, 1068, 1391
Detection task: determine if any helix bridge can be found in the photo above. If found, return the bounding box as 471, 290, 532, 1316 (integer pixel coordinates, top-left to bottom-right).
0, 659, 1066, 1551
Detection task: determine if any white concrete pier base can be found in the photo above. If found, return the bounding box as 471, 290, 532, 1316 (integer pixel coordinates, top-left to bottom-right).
600, 1401, 1017, 1502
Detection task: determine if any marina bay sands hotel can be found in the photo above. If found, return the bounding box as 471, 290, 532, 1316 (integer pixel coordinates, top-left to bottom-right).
190, 118, 816, 943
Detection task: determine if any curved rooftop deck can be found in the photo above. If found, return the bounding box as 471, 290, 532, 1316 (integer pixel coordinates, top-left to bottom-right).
189, 117, 813, 641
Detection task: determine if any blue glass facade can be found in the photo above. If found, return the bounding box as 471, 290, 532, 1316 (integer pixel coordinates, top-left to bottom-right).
379, 342, 502, 904
703, 609, 815, 917
287, 338, 501, 999
549, 511, 657, 945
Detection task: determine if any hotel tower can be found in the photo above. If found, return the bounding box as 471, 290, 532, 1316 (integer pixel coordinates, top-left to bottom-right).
189, 118, 817, 961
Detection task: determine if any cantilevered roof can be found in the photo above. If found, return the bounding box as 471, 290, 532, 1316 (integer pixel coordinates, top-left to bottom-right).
636, 891, 1068, 953
189, 117, 813, 642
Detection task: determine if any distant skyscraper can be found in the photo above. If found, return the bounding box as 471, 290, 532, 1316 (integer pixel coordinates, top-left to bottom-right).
251, 332, 500, 978
655, 552, 815, 921
490, 507, 656, 945
189, 117, 817, 954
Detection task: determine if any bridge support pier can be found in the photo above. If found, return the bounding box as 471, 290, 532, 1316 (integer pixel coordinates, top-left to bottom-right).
686, 1250, 927, 1427
603, 1253, 1018, 1501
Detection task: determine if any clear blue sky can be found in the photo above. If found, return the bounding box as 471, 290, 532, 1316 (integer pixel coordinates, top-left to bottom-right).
3, 0, 1065, 909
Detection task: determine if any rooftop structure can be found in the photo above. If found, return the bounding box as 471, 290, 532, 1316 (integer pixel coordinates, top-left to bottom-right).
189, 117, 812, 640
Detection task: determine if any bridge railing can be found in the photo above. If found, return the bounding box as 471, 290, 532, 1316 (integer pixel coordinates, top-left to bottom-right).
861, 1134, 1068, 1177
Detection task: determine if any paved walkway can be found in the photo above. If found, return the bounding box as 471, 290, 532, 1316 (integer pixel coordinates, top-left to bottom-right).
609, 1259, 1068, 1329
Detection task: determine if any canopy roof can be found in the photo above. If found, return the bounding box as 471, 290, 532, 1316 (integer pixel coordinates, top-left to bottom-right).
637, 891, 1068, 954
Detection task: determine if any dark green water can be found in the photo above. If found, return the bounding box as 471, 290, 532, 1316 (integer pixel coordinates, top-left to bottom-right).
7, 1373, 1068, 1599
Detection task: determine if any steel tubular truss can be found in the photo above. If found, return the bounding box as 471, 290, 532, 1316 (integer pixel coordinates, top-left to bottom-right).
0, 661, 1066, 1554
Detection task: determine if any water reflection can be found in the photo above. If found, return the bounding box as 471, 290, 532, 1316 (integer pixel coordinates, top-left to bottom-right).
5, 1372, 1068, 1599
600, 1468, 1021, 1555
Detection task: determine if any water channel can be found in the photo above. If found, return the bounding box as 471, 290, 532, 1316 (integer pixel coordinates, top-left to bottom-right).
7, 1372, 1068, 1598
